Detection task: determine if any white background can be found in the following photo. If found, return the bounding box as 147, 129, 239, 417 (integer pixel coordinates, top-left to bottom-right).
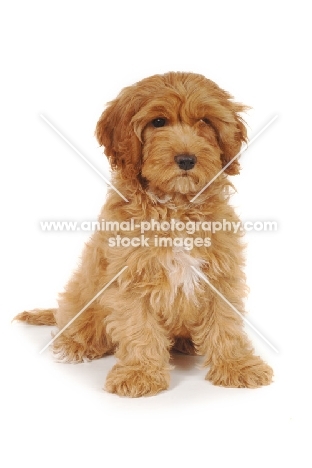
1, 1, 311, 467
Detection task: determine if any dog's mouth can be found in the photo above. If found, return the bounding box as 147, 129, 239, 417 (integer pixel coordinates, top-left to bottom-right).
168, 172, 200, 194
176, 171, 198, 180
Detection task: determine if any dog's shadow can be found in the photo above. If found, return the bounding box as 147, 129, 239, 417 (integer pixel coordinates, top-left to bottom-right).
13, 322, 207, 394
53, 349, 206, 394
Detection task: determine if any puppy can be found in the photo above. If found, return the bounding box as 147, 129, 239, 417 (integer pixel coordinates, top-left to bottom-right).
15, 72, 273, 397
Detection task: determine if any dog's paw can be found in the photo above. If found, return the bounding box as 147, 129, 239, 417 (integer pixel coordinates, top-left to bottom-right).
52, 335, 86, 363
105, 364, 170, 397
52, 334, 110, 363
206, 355, 273, 388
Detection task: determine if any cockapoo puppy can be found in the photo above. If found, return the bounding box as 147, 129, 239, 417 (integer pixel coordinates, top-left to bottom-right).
15, 72, 273, 397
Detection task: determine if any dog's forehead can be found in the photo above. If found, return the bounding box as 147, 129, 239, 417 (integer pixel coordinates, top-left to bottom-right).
127, 73, 231, 118
134, 73, 210, 100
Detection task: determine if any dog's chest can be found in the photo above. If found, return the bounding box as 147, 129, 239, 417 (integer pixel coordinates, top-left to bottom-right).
158, 248, 206, 303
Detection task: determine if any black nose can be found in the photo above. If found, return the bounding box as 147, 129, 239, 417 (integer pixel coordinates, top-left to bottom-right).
174, 154, 197, 171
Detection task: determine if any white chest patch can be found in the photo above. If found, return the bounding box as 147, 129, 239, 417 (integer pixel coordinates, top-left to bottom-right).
158, 248, 206, 304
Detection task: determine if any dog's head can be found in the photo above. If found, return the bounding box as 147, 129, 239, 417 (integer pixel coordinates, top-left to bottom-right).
96, 72, 248, 195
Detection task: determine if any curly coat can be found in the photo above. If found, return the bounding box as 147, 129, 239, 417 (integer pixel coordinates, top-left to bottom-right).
15, 72, 273, 397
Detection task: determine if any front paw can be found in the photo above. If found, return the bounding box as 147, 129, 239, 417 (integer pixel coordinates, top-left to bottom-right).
105, 364, 170, 397
206, 355, 273, 388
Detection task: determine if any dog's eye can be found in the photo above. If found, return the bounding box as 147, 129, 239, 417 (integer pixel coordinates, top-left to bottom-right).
152, 118, 167, 128
201, 118, 211, 125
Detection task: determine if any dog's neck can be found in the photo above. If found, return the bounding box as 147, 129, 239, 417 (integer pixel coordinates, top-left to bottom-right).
145, 180, 233, 208
107, 173, 234, 216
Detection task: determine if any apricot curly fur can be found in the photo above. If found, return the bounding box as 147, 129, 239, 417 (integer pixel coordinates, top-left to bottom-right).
14, 72, 273, 397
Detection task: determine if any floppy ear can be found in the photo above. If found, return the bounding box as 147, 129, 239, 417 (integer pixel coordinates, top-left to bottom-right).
95, 89, 142, 177
218, 103, 248, 175
198, 76, 249, 176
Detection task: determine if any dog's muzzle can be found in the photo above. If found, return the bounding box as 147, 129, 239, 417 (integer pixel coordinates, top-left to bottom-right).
174, 154, 197, 171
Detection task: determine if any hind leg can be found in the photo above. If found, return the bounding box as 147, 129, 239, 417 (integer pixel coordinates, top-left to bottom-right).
48, 266, 115, 362
52, 283, 113, 362
52, 305, 113, 362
